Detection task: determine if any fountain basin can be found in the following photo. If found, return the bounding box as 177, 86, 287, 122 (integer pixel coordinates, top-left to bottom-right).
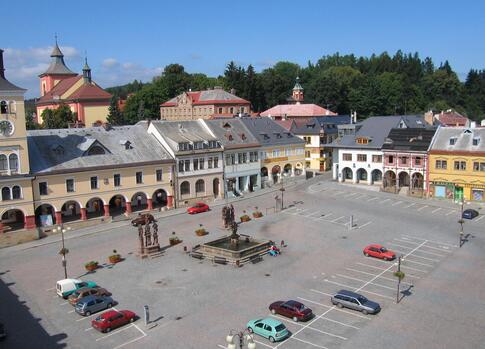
197, 235, 271, 262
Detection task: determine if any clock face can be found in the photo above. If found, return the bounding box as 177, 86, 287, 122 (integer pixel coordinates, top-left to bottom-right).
0, 120, 14, 136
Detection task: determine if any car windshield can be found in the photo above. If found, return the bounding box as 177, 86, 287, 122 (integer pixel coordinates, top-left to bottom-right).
380, 248, 387, 252
275, 324, 286, 332
297, 304, 307, 311
358, 296, 367, 303
95, 316, 104, 321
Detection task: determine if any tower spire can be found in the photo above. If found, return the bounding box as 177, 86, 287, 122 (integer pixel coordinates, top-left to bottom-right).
39, 37, 77, 77
83, 54, 91, 84
291, 76, 304, 104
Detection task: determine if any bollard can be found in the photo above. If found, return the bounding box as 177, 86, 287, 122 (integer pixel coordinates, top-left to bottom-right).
143, 305, 150, 326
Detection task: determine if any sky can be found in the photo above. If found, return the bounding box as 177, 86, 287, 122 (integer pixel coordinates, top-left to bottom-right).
3, 0, 485, 98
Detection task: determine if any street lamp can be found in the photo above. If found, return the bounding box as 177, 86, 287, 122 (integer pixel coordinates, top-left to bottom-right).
458, 198, 465, 247
393, 255, 405, 303
53, 225, 72, 279
279, 180, 285, 211
226, 330, 256, 349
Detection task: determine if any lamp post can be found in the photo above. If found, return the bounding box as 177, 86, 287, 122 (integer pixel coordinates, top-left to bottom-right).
226, 329, 256, 349
53, 225, 71, 279
394, 255, 405, 303
279, 180, 285, 211
458, 197, 465, 247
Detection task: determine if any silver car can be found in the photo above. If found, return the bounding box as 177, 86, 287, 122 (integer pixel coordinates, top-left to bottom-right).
331, 290, 380, 315
75, 294, 114, 316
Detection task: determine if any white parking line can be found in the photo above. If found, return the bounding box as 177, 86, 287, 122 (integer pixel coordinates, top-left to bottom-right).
367, 197, 378, 202
445, 210, 456, 216
380, 199, 391, 204
76, 313, 99, 322
317, 213, 333, 220
356, 263, 422, 279
357, 221, 372, 229
335, 274, 395, 291
431, 208, 442, 213
401, 234, 457, 248
95, 324, 134, 341
302, 294, 371, 320
323, 279, 394, 300
353, 194, 366, 200
474, 215, 484, 222
319, 316, 360, 329
270, 314, 347, 340
388, 243, 445, 257
84, 327, 93, 331
391, 201, 402, 206
420, 244, 453, 253
417, 205, 429, 211
253, 340, 274, 348
305, 211, 321, 218
331, 216, 345, 223
345, 192, 360, 198
404, 203, 416, 208
291, 337, 329, 349
113, 334, 147, 349
345, 268, 413, 286
46, 287, 55, 292
402, 253, 439, 262
402, 258, 433, 268
59, 302, 68, 306
67, 309, 75, 314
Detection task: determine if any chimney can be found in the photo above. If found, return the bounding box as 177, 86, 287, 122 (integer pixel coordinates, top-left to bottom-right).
230, 88, 236, 95
0, 49, 5, 79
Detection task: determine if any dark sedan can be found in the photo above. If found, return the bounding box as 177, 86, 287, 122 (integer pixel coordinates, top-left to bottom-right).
462, 209, 479, 219
269, 300, 313, 322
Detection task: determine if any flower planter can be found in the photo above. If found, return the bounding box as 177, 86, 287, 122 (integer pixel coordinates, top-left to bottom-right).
169, 239, 182, 246
108, 255, 121, 264
252, 211, 263, 218
240, 215, 251, 223
195, 229, 208, 237
84, 262, 98, 272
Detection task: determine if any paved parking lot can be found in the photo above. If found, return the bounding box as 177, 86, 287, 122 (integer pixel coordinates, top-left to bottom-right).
0, 177, 484, 348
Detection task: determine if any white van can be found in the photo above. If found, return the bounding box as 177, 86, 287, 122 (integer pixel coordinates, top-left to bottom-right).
56, 279, 97, 298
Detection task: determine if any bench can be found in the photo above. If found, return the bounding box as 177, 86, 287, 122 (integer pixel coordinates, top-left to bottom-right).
213, 256, 227, 265
190, 252, 204, 260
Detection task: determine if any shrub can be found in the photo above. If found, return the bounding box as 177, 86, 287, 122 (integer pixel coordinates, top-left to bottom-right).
84, 261, 98, 271
108, 249, 121, 263
252, 211, 263, 218
195, 228, 208, 236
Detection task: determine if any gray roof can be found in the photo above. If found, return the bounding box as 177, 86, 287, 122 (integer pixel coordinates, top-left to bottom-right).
330, 115, 426, 149
382, 128, 437, 152
204, 119, 260, 149
0, 77, 26, 92
39, 44, 76, 77
150, 120, 219, 152
430, 127, 485, 153
290, 116, 351, 135
240, 118, 305, 147
27, 124, 173, 174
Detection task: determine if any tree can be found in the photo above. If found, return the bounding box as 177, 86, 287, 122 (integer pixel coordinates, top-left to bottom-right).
41, 105, 77, 129
107, 95, 124, 125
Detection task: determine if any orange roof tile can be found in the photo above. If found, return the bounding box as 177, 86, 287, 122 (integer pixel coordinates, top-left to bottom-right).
260, 104, 336, 117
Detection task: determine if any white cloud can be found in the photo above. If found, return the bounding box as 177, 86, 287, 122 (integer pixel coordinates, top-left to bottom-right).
97, 59, 163, 87
102, 58, 118, 68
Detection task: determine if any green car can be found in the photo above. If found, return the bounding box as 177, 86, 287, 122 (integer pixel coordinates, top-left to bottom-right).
246, 317, 289, 342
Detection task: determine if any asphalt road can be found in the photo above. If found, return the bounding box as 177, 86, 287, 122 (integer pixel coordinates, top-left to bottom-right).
0, 176, 483, 349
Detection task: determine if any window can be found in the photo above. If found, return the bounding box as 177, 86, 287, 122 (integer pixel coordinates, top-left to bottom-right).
305, 151, 311, 158
400, 157, 408, 165
303, 136, 311, 145
0, 101, 7, 114
66, 179, 75, 193
356, 137, 369, 144
454, 161, 466, 171
184, 160, 190, 171
193, 158, 199, 170
388, 155, 394, 164
372, 155, 382, 163
213, 157, 219, 168
415, 157, 422, 165
2, 187, 10, 200
9, 154, 18, 172
12, 185, 21, 199
449, 138, 456, 145
229, 107, 234, 114
90, 176, 98, 189
226, 154, 235, 165
0, 154, 7, 171
39, 182, 48, 195
114, 174, 121, 187
178, 160, 184, 172
218, 107, 223, 114
156, 169, 163, 181
473, 162, 485, 171
180, 181, 190, 195
343, 153, 352, 161
357, 154, 367, 162
473, 138, 480, 146
136, 172, 143, 184
435, 160, 447, 169
273, 149, 280, 158
199, 158, 204, 170
87, 145, 105, 155
208, 157, 213, 169
195, 179, 205, 193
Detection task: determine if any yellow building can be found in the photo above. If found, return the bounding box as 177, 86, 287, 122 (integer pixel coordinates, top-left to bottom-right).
428, 126, 485, 202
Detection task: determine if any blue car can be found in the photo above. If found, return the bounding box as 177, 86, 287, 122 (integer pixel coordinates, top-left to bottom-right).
246, 317, 289, 343
462, 209, 479, 219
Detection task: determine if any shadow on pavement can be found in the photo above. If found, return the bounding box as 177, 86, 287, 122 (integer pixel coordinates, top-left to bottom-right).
0, 271, 67, 348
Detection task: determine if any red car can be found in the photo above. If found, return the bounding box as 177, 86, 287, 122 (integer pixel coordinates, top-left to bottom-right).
363, 244, 396, 261
91, 310, 136, 333
187, 202, 209, 214
269, 300, 313, 322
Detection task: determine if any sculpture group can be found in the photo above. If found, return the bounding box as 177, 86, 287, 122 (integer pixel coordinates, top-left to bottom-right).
137, 221, 160, 255
221, 204, 235, 228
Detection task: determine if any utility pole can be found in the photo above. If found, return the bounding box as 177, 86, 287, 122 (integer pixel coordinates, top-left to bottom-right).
458, 198, 464, 247
394, 255, 405, 303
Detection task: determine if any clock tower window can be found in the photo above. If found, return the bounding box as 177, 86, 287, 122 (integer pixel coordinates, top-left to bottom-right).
0, 101, 7, 114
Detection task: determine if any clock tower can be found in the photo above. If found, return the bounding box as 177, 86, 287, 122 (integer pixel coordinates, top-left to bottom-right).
0, 48, 36, 232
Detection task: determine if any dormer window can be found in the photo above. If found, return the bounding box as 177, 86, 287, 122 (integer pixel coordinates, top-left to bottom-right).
274, 133, 282, 139
356, 137, 369, 145
223, 122, 231, 129
87, 145, 105, 155
464, 129, 472, 134
240, 133, 246, 140
179, 142, 190, 151
473, 138, 480, 146
120, 140, 132, 150
52, 145, 64, 156
261, 133, 270, 140
449, 138, 457, 146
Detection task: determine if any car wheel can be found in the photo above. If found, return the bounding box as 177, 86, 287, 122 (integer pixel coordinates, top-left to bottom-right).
247, 327, 253, 333
107, 303, 112, 308
364, 252, 369, 257
362, 309, 368, 315
269, 336, 275, 343
271, 308, 276, 315
106, 327, 111, 333
86, 311, 91, 316
292, 316, 298, 322
337, 303, 343, 309
129, 318, 134, 323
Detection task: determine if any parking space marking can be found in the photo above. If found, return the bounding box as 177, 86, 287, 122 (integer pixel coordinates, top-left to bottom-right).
356, 262, 422, 279
317, 212, 333, 219
291, 337, 329, 349
335, 274, 395, 291
345, 268, 413, 286
253, 340, 275, 348
301, 295, 372, 320
345, 192, 360, 198
400, 253, 438, 262
59, 302, 68, 306
402, 258, 433, 268
401, 234, 457, 248
357, 221, 372, 229
475, 215, 484, 222
403, 203, 416, 208
319, 316, 360, 329
67, 309, 75, 314
46, 287, 55, 292
331, 216, 345, 223
432, 208, 442, 213
76, 313, 99, 322
420, 244, 453, 253
95, 324, 134, 341
380, 199, 391, 204
305, 211, 321, 218
391, 201, 402, 206
113, 334, 147, 349
367, 197, 378, 202
387, 243, 445, 257
417, 205, 429, 211
353, 194, 366, 200
323, 279, 394, 300
84, 327, 93, 331
445, 210, 456, 216
270, 314, 347, 340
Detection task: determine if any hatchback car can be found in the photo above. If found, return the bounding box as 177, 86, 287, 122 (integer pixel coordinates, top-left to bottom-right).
462, 209, 479, 219
247, 317, 289, 343
269, 300, 313, 322
331, 290, 380, 315
131, 213, 156, 226
363, 244, 396, 261
68, 287, 111, 306
75, 295, 114, 316
187, 202, 209, 214
91, 310, 136, 333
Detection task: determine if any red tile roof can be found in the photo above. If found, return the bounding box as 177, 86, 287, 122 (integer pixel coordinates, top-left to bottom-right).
273, 119, 294, 131
69, 83, 112, 100
436, 111, 469, 127
260, 104, 336, 117
161, 89, 250, 107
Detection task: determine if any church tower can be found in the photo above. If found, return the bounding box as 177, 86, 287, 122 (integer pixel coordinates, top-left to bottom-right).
291, 76, 304, 104
0, 48, 36, 231
38, 38, 77, 96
